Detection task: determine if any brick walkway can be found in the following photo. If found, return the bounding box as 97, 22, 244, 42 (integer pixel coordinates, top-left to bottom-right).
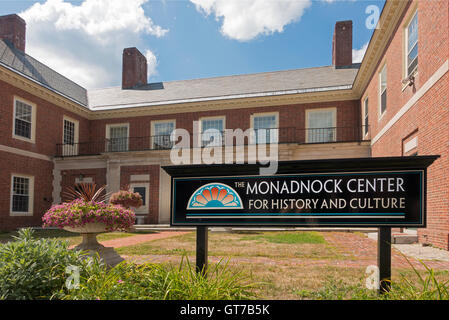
114, 231, 449, 271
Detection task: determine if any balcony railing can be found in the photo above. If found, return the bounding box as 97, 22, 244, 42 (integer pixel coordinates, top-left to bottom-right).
56, 126, 369, 157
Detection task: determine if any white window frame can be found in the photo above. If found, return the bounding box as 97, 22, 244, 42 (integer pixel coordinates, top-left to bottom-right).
12, 96, 36, 143
404, 9, 418, 80
151, 119, 176, 149
305, 108, 337, 143
363, 97, 369, 137
379, 64, 387, 119
198, 116, 226, 147
10, 174, 34, 216
250, 112, 279, 144
129, 182, 149, 214
62, 116, 79, 156
106, 123, 129, 152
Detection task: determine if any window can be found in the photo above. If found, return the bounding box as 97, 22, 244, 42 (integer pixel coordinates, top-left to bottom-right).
13, 98, 35, 142
133, 187, 147, 206
252, 113, 278, 144
379, 65, 387, 117
62, 117, 79, 156
363, 98, 369, 136
151, 120, 175, 149
106, 124, 129, 152
406, 12, 418, 77
200, 117, 225, 147
11, 175, 34, 215
306, 108, 336, 143
129, 182, 150, 215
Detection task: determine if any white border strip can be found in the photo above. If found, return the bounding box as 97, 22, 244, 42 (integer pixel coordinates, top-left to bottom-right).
372, 60, 449, 145
0, 144, 52, 161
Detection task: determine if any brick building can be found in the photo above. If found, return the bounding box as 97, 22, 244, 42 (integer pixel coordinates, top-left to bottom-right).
0, 1, 448, 249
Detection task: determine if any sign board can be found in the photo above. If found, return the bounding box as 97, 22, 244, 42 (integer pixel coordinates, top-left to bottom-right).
163, 156, 438, 228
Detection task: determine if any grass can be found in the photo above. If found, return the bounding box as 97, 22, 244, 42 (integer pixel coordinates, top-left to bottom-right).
116, 231, 345, 260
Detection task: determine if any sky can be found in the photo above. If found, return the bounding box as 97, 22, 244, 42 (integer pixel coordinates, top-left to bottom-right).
0, 0, 385, 89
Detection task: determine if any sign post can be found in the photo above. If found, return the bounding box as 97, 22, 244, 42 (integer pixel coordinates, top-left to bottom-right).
378, 227, 392, 294
163, 156, 438, 286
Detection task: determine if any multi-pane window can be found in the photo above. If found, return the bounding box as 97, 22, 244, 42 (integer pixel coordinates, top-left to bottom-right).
63, 119, 75, 145
406, 12, 418, 76
11, 176, 31, 213
306, 109, 336, 143
363, 98, 369, 136
14, 100, 33, 139
201, 118, 224, 147
152, 121, 174, 149
379, 65, 387, 116
107, 125, 128, 152
253, 114, 278, 144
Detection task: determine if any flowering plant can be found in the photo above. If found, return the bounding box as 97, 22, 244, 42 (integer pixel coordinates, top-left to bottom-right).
42, 199, 135, 232
109, 190, 143, 209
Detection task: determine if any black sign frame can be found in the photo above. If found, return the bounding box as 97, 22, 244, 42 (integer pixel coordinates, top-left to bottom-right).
163, 156, 438, 228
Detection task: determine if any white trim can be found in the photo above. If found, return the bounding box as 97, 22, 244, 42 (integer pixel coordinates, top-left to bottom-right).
10, 174, 34, 216
12, 96, 37, 143
404, 136, 418, 154
372, 59, 449, 145
0, 144, 52, 161
362, 97, 369, 138
403, 3, 419, 81
130, 174, 150, 182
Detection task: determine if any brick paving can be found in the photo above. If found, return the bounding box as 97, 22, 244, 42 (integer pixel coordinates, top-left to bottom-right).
111, 231, 449, 271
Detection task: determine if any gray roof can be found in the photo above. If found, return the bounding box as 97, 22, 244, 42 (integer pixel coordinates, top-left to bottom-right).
0, 39, 88, 106
88, 65, 359, 110
0, 38, 359, 110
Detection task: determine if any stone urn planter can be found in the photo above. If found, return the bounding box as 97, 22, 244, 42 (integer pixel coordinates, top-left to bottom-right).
42, 199, 135, 267
63, 223, 124, 267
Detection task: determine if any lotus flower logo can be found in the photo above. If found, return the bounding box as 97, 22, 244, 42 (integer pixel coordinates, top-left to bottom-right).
187, 183, 243, 209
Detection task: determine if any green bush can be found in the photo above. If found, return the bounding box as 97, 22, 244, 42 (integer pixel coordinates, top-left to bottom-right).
62, 256, 256, 300
0, 228, 90, 300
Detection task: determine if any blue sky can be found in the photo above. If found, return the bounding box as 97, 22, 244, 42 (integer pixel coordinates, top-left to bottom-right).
0, 0, 385, 88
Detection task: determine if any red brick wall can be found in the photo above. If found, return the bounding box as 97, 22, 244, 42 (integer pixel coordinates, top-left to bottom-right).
363, 0, 449, 249
90, 100, 361, 146
0, 152, 53, 231
0, 79, 90, 156
120, 165, 160, 224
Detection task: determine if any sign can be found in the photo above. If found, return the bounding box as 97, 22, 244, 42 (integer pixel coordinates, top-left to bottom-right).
163, 156, 438, 227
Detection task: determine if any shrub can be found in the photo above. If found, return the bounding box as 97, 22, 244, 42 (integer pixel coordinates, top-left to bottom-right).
109, 190, 143, 209
62, 256, 256, 300
42, 199, 135, 232
0, 228, 90, 300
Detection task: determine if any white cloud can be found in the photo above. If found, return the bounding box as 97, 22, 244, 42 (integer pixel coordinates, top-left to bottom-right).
190, 0, 311, 41
352, 42, 368, 63
20, 0, 168, 89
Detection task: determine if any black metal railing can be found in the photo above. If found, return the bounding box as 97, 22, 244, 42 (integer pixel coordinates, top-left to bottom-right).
55, 126, 369, 157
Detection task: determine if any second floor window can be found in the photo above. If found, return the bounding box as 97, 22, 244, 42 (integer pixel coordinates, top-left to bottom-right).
363, 98, 369, 136
253, 114, 278, 144
152, 121, 175, 149
201, 117, 224, 147
406, 12, 418, 76
107, 124, 129, 152
379, 65, 387, 117
63, 119, 75, 145
14, 100, 33, 140
306, 108, 336, 143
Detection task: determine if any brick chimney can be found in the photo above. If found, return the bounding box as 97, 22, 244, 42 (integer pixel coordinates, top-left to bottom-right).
332, 20, 352, 68
0, 14, 26, 52
122, 47, 147, 89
